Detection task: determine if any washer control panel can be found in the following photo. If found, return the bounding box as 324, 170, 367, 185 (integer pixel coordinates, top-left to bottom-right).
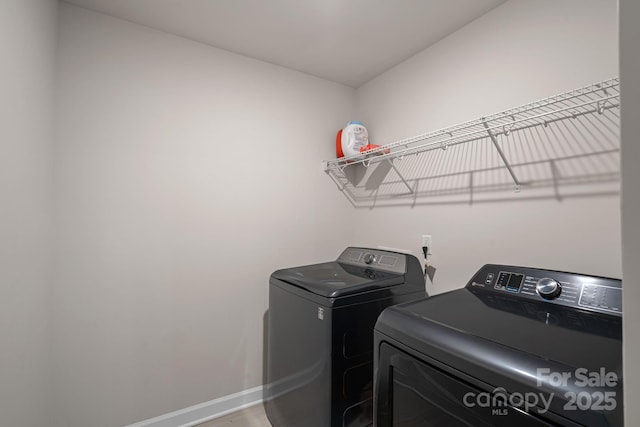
468, 264, 622, 316
337, 247, 407, 274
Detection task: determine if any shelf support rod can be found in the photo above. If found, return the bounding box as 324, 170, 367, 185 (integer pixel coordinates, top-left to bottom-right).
482, 120, 522, 191
386, 159, 414, 194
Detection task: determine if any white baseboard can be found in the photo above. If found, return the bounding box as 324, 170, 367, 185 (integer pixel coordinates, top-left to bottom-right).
124, 385, 264, 427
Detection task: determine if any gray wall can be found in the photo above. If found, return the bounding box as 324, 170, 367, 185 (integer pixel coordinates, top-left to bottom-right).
0, 0, 57, 426
353, 0, 621, 293
620, 0, 639, 425
53, 4, 355, 426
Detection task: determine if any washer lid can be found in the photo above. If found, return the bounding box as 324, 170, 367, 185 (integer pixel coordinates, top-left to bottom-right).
271, 261, 405, 298
377, 288, 622, 375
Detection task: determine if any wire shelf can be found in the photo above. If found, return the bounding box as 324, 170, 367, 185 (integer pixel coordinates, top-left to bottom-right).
324, 78, 620, 207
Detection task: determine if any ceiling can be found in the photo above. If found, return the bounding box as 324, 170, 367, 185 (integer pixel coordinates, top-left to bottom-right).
63, 0, 507, 88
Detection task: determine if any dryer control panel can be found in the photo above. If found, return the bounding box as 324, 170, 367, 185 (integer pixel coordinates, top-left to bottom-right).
467, 264, 622, 316
337, 247, 408, 275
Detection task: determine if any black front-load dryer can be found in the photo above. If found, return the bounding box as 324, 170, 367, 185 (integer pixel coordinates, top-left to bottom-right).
266, 247, 427, 427
374, 264, 623, 427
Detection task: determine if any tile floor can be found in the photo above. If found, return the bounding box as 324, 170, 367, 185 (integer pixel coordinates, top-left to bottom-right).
195, 404, 271, 427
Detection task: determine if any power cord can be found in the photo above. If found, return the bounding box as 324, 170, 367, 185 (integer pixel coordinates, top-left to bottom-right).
422, 245, 429, 276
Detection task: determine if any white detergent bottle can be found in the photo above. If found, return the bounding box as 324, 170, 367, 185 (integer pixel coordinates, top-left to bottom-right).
340, 121, 368, 158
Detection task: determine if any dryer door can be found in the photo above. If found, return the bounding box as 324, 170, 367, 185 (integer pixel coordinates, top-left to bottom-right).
375, 343, 568, 427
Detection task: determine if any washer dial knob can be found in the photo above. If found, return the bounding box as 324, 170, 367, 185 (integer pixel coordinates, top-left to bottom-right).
536, 278, 562, 300
363, 253, 376, 265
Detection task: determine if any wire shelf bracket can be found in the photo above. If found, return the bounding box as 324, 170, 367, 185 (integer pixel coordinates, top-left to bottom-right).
482, 119, 522, 192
